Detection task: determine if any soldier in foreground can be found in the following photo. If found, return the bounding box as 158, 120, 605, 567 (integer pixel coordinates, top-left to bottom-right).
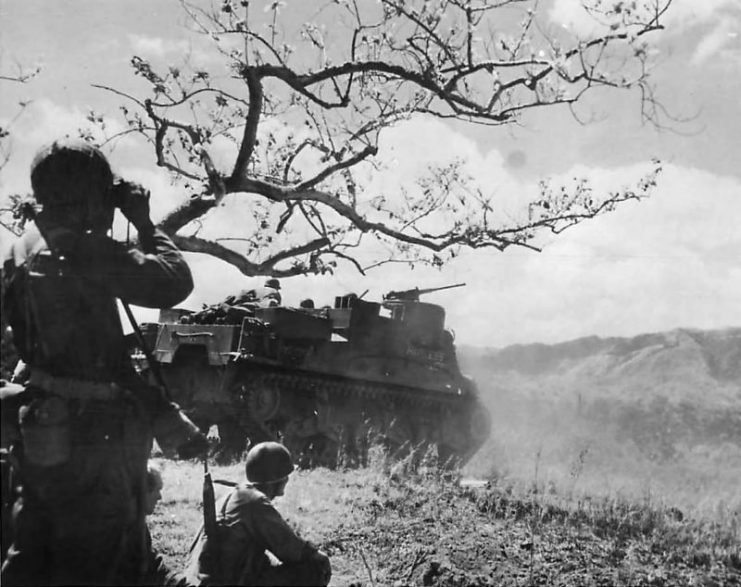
1, 139, 207, 585
183, 441, 331, 586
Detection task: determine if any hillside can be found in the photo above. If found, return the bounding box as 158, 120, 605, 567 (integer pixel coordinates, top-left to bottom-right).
453, 327, 740, 521
459, 328, 741, 458
460, 327, 741, 408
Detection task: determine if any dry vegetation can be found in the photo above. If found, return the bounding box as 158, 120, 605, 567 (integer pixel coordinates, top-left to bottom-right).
465, 396, 741, 519
150, 435, 740, 587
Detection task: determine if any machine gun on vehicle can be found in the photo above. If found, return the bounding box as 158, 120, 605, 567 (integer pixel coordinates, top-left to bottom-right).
383, 282, 466, 302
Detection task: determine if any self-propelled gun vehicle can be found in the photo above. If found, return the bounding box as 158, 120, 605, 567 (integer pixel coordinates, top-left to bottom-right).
132, 283, 491, 467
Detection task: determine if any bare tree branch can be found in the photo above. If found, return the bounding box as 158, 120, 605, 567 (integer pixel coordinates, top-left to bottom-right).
229, 69, 263, 186
91, 0, 674, 277
172, 233, 331, 276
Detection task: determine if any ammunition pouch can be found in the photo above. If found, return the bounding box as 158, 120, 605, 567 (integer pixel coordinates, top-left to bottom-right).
23, 367, 208, 462
19, 370, 130, 467
18, 396, 71, 467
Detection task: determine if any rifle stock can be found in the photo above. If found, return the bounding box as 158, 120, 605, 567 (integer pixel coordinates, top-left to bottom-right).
202, 460, 224, 583
202, 462, 218, 539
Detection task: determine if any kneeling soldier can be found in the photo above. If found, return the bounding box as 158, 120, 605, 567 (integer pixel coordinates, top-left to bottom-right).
184, 442, 331, 586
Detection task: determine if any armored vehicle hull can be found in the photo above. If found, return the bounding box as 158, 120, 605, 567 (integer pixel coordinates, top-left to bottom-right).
134, 292, 490, 467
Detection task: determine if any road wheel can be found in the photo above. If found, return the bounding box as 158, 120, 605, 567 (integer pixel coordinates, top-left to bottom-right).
243, 380, 281, 423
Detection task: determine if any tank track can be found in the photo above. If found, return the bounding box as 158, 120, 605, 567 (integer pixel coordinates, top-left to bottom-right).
242, 365, 469, 407
234, 365, 490, 468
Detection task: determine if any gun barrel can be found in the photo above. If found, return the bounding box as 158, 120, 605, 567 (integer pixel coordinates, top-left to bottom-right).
385, 282, 466, 301
416, 282, 466, 295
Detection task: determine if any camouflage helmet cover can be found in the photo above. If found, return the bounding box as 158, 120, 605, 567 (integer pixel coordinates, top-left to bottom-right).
264, 278, 281, 290
245, 441, 294, 484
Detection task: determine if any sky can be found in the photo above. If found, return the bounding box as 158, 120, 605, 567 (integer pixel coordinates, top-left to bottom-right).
1, 0, 739, 349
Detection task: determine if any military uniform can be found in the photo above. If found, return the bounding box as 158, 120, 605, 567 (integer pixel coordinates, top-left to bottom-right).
229, 277, 282, 309
183, 483, 330, 586
0, 217, 194, 585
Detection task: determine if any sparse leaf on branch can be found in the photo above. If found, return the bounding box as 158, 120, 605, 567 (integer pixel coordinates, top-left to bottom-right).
89, 0, 673, 276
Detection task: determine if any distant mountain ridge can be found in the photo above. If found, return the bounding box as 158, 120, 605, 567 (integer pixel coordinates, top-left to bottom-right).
459, 327, 741, 408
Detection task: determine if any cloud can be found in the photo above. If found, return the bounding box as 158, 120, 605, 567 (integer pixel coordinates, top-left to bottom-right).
549, 0, 740, 37
13, 99, 129, 147
0, 99, 134, 193
660, 0, 741, 30
691, 18, 741, 65
359, 115, 536, 227
557, 165, 741, 260
447, 163, 741, 347
127, 34, 229, 68
128, 35, 191, 59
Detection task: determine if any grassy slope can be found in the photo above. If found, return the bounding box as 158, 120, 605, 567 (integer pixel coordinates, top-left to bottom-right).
149, 453, 740, 587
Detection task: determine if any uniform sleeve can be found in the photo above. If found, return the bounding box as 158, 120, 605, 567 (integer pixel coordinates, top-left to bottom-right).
82, 228, 194, 308
248, 497, 311, 564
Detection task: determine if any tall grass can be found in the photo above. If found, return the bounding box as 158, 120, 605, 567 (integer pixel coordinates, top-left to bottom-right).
149, 439, 740, 586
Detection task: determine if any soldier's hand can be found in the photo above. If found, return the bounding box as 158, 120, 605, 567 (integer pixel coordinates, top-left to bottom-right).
113, 178, 153, 231
206, 424, 221, 446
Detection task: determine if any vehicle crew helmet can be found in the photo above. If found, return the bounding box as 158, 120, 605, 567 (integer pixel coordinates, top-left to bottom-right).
245, 441, 294, 484
30, 139, 115, 232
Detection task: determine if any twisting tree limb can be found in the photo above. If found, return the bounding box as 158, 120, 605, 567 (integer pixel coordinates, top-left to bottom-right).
85, 0, 673, 276
229, 69, 263, 186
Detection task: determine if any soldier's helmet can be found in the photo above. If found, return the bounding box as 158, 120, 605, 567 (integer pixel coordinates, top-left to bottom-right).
245, 441, 294, 484
30, 139, 114, 231
264, 278, 281, 290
